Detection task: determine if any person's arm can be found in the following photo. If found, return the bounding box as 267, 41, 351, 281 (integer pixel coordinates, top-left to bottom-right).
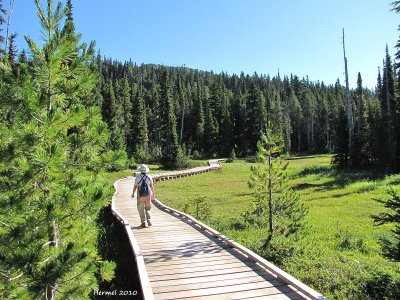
132, 180, 138, 198
150, 183, 155, 200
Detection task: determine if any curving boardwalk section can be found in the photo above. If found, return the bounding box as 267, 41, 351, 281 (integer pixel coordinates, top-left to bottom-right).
112, 160, 326, 300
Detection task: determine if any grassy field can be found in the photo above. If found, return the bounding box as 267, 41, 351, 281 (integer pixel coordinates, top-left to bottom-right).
152, 157, 400, 299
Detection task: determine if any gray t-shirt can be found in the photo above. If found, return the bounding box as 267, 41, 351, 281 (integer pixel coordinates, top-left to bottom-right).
135, 174, 153, 187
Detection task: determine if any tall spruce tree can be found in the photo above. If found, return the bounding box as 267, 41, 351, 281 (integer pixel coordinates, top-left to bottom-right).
392, 1, 400, 171
245, 82, 267, 153
7, 32, 17, 64
203, 87, 218, 153
192, 81, 205, 152
159, 69, 180, 168
0, 1, 114, 298
101, 80, 125, 151
382, 47, 396, 172
352, 72, 370, 166
130, 85, 149, 156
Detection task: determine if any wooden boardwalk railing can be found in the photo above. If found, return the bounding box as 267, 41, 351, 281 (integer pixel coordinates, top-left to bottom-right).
111, 160, 327, 300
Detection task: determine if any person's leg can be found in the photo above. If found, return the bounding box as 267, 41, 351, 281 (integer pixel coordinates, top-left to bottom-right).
145, 205, 152, 225
136, 199, 146, 225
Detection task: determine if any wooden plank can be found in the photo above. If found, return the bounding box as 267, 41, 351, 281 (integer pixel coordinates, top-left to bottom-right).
140, 243, 229, 254
136, 236, 214, 245
148, 260, 253, 276
237, 290, 305, 300
146, 255, 243, 269
150, 268, 277, 288
150, 265, 264, 282
144, 251, 243, 266
137, 239, 226, 249
152, 275, 281, 294
138, 241, 217, 249
154, 281, 294, 300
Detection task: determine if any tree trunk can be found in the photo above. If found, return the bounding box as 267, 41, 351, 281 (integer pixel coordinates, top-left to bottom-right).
4, 0, 15, 53
263, 152, 273, 248
343, 29, 353, 160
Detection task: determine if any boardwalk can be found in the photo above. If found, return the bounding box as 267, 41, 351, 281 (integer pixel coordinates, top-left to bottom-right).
112, 162, 326, 300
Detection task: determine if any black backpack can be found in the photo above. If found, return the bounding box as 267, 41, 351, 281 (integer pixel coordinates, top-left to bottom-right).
138, 175, 151, 197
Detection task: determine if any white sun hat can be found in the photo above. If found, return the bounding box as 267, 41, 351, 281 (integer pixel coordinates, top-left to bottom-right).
137, 164, 150, 173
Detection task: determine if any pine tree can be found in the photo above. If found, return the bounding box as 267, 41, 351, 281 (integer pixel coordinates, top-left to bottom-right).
392, 1, 400, 171
372, 188, 400, 261
175, 73, 187, 145
270, 79, 284, 145
352, 72, 370, 166
101, 80, 125, 151
0, 0, 114, 298
333, 79, 349, 166
302, 87, 316, 152
159, 69, 180, 168
7, 32, 17, 64
382, 47, 397, 172
146, 83, 161, 158
192, 81, 205, 151
248, 128, 307, 248
231, 89, 246, 155
130, 85, 149, 156
245, 82, 267, 153
282, 78, 293, 153
203, 87, 218, 153
117, 77, 132, 147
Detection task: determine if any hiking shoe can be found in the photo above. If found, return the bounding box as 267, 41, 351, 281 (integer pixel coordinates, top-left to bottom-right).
147, 219, 152, 226
140, 223, 146, 228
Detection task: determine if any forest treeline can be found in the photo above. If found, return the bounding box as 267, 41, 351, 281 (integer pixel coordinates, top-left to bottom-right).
95, 48, 399, 171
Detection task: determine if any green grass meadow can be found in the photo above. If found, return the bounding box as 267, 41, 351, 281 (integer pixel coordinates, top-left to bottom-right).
150, 157, 400, 299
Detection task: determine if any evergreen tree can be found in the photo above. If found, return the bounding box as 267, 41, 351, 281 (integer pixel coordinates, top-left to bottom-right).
352, 72, 370, 166
130, 85, 149, 156
393, 1, 400, 171
302, 87, 316, 152
117, 77, 132, 147
175, 73, 187, 145
248, 128, 307, 248
192, 81, 205, 151
18, 49, 27, 64
101, 80, 125, 151
203, 87, 218, 153
282, 78, 293, 153
159, 69, 180, 168
7, 32, 17, 64
146, 83, 161, 158
0, 1, 114, 298
231, 89, 246, 155
333, 80, 349, 166
381, 47, 397, 172
270, 79, 284, 141
245, 82, 267, 153
372, 189, 400, 261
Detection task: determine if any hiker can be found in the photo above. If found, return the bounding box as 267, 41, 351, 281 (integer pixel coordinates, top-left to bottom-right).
132, 164, 155, 228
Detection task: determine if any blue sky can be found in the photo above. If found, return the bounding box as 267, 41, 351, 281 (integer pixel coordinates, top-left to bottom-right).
9, 0, 399, 89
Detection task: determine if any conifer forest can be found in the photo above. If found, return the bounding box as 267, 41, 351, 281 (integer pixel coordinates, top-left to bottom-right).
1, 0, 400, 299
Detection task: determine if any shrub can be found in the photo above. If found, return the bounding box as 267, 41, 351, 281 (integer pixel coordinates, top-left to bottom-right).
227, 149, 237, 163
